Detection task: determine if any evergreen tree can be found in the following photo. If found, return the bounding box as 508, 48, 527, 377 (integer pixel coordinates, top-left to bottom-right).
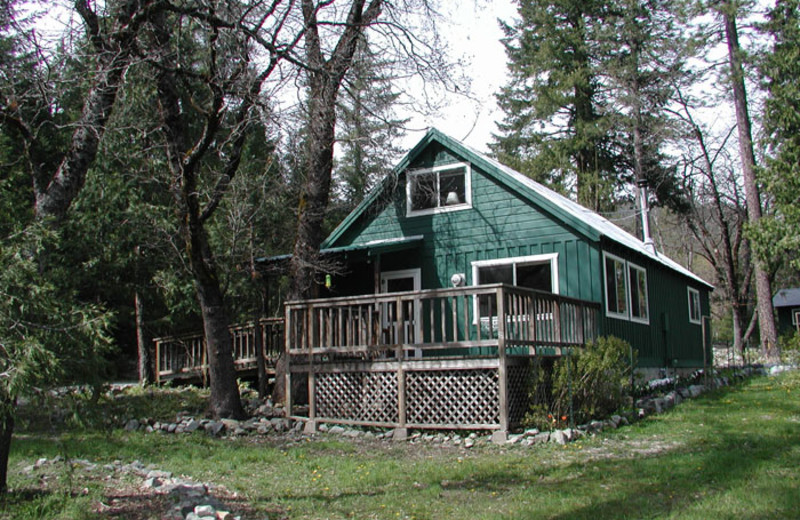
756, 0, 800, 272
491, 0, 621, 211
603, 0, 690, 221
334, 35, 407, 214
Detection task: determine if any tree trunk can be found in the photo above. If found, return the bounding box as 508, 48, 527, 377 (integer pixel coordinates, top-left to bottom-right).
0, 400, 15, 494
135, 290, 153, 385
722, 7, 779, 360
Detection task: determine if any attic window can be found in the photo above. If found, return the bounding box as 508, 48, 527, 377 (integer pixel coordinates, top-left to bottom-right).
406, 163, 471, 216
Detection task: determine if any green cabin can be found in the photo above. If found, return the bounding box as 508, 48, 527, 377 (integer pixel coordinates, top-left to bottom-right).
312, 129, 713, 374
773, 288, 800, 337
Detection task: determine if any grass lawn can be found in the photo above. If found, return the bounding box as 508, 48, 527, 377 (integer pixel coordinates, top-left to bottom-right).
3, 371, 800, 519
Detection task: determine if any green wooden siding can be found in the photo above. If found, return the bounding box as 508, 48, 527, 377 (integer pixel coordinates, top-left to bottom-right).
598, 241, 711, 368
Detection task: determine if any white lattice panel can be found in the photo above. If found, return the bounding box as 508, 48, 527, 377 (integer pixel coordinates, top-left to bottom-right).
406, 369, 499, 426
316, 371, 399, 424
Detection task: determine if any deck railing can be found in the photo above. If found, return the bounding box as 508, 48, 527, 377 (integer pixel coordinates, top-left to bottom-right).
153, 317, 284, 383
284, 283, 600, 358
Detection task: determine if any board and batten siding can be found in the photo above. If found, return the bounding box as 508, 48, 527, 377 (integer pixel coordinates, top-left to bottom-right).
333, 143, 602, 303
599, 242, 711, 368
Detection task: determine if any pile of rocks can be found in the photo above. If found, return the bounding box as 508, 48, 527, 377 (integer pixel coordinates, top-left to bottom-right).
22, 457, 242, 520
124, 414, 302, 438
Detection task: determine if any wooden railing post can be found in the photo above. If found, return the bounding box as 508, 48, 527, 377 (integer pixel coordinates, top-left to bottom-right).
394, 295, 408, 440
493, 286, 509, 444
155, 339, 161, 384
284, 306, 293, 420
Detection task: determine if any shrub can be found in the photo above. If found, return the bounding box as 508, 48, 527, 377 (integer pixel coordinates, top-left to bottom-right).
524, 336, 635, 429
780, 331, 800, 365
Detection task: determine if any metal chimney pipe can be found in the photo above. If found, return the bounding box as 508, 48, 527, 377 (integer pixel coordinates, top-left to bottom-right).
637, 179, 656, 254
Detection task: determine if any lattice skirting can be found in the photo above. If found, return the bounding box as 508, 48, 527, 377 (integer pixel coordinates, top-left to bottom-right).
406, 369, 499, 427
305, 360, 531, 430
507, 363, 532, 427
316, 371, 399, 425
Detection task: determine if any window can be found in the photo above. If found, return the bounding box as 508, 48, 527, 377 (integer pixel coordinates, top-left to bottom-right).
628, 263, 649, 324
407, 163, 470, 215
472, 254, 558, 293
688, 287, 701, 325
603, 252, 650, 323
472, 254, 558, 321
793, 309, 800, 326
604, 254, 628, 319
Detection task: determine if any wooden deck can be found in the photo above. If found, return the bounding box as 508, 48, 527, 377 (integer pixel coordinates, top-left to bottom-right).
153, 317, 284, 384
283, 284, 600, 438
153, 285, 600, 438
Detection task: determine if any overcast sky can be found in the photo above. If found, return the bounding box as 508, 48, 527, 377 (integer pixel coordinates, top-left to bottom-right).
401, 0, 518, 153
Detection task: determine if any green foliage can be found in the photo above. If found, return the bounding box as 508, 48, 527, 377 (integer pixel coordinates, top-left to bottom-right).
525, 336, 635, 429
0, 225, 115, 414
753, 0, 800, 270
779, 331, 800, 365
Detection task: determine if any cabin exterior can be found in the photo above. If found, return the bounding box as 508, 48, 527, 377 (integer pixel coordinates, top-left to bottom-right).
313, 129, 712, 368
773, 288, 800, 336
276, 129, 713, 438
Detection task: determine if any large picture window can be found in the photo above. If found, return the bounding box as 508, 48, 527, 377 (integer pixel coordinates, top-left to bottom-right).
688, 287, 701, 325
603, 252, 650, 324
407, 163, 471, 215
472, 254, 558, 320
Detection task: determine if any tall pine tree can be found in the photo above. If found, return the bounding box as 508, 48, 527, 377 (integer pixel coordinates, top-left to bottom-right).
492, 0, 621, 211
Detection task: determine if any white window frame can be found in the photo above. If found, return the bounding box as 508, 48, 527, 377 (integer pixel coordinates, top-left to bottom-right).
687, 287, 702, 325
628, 262, 650, 325
406, 162, 472, 217
471, 253, 559, 324
603, 252, 651, 324
603, 252, 629, 320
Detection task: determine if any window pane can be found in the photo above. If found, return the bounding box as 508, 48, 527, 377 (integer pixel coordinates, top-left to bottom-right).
479, 265, 513, 285
629, 265, 648, 321
605, 256, 626, 315
439, 167, 466, 206
410, 172, 436, 211
689, 290, 701, 322
517, 263, 552, 292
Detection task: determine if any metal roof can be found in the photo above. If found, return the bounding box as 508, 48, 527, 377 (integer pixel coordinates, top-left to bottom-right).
773, 288, 800, 308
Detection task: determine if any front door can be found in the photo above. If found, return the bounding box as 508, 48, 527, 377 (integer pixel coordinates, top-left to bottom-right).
380, 269, 422, 357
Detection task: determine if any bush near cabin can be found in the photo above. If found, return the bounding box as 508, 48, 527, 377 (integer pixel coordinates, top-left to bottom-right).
525, 336, 635, 430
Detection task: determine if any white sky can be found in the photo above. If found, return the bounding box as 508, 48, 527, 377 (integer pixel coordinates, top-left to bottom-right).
400, 0, 518, 153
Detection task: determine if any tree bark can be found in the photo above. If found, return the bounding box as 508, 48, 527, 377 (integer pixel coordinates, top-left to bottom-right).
289, 0, 383, 300
722, 6, 779, 360
135, 290, 153, 385
0, 399, 15, 494
151, 11, 246, 419
34, 0, 153, 221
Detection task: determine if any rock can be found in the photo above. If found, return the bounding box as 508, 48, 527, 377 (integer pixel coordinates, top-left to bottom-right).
205, 421, 225, 436
271, 418, 287, 432
195, 504, 216, 516
688, 385, 704, 398
550, 430, 568, 445
185, 419, 201, 433
167, 423, 178, 433
328, 425, 346, 435
220, 419, 240, 431
532, 432, 550, 444
506, 434, 523, 444
589, 420, 605, 432
147, 469, 173, 479
464, 438, 475, 449
523, 428, 540, 437
124, 419, 140, 432
143, 477, 163, 489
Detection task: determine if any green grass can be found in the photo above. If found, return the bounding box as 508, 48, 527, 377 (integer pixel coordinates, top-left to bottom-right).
4, 372, 800, 519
